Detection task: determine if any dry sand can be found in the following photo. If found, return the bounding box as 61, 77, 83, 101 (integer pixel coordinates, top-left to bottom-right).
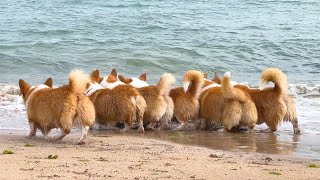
0, 131, 319, 180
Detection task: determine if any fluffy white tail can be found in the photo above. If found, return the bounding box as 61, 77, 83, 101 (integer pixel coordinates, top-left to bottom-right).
69, 69, 90, 94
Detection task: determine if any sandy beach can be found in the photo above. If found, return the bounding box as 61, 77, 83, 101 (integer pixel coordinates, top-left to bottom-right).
0, 130, 319, 180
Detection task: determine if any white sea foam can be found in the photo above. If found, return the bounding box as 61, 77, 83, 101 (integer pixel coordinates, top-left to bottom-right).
0, 83, 319, 135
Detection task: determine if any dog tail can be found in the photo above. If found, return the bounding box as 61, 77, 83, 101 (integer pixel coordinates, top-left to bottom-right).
132, 95, 147, 133
183, 70, 204, 98
69, 69, 90, 94
221, 72, 247, 102
156, 73, 176, 96
283, 95, 300, 134
260, 68, 288, 94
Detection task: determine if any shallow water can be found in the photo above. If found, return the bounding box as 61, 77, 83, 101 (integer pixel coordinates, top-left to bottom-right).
92, 130, 320, 160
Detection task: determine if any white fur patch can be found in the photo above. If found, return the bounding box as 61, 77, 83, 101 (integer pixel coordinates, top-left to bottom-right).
224, 71, 231, 77
130, 77, 149, 88
200, 83, 221, 94
86, 83, 103, 96
183, 82, 190, 93
99, 76, 108, 87
26, 84, 49, 109
100, 77, 125, 89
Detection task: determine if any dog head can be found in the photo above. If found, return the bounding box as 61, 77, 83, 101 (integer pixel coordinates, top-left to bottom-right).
118, 73, 149, 88
99, 69, 125, 89
86, 69, 104, 96
19, 78, 52, 103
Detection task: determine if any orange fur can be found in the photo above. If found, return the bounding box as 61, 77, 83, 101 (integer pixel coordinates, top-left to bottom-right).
88, 70, 146, 132
210, 68, 299, 134
199, 73, 257, 131
139, 73, 147, 81
19, 70, 95, 144
234, 68, 300, 134
169, 70, 204, 130
118, 73, 175, 130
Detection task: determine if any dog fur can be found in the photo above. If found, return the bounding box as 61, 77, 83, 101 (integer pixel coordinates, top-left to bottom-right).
169, 70, 204, 131
213, 68, 300, 134
199, 72, 257, 131
118, 73, 176, 130
87, 69, 146, 133
19, 70, 95, 144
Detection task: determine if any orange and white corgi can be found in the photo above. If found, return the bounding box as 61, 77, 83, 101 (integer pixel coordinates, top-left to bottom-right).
118, 73, 149, 88
213, 68, 300, 134
169, 70, 204, 131
86, 69, 146, 133
19, 70, 95, 144
118, 73, 175, 130
199, 72, 257, 131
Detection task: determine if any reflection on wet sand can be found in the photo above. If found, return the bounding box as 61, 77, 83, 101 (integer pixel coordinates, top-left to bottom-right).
92, 130, 320, 159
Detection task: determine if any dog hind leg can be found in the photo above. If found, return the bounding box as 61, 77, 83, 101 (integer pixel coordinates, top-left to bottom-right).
28, 122, 37, 138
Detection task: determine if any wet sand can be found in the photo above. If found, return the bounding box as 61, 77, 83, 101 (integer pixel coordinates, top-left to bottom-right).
0, 130, 319, 180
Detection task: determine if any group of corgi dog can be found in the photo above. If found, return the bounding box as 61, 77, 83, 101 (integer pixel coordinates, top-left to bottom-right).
18, 67, 300, 144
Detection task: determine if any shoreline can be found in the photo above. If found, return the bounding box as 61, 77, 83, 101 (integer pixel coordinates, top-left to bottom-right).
0, 130, 319, 179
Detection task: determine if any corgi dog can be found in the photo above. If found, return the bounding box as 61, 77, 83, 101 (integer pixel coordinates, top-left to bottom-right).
19, 70, 95, 144
118, 72, 176, 130
119, 73, 149, 88
199, 72, 257, 131
213, 68, 300, 134
169, 70, 204, 131
86, 69, 146, 133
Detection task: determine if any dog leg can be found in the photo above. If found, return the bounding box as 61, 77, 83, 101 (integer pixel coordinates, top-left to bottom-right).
262, 120, 278, 133
194, 119, 201, 130
137, 117, 145, 133
160, 117, 171, 130
146, 121, 157, 131
160, 122, 171, 130
121, 122, 132, 132
78, 126, 89, 145
172, 122, 188, 131
106, 122, 121, 130
54, 128, 69, 141
28, 122, 37, 138
198, 118, 207, 130
248, 127, 255, 133
40, 129, 53, 140
291, 118, 301, 134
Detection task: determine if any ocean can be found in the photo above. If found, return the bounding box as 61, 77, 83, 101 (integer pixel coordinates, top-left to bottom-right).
0, 0, 319, 158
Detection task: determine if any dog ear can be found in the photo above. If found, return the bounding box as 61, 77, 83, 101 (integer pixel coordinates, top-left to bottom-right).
43, 78, 53, 87
138, 73, 147, 81
212, 71, 221, 84
118, 75, 133, 84
90, 70, 100, 82
19, 79, 30, 96
110, 69, 117, 77
203, 73, 208, 79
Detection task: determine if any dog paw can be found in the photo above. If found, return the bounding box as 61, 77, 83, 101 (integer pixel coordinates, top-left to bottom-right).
138, 127, 145, 133
77, 140, 86, 145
